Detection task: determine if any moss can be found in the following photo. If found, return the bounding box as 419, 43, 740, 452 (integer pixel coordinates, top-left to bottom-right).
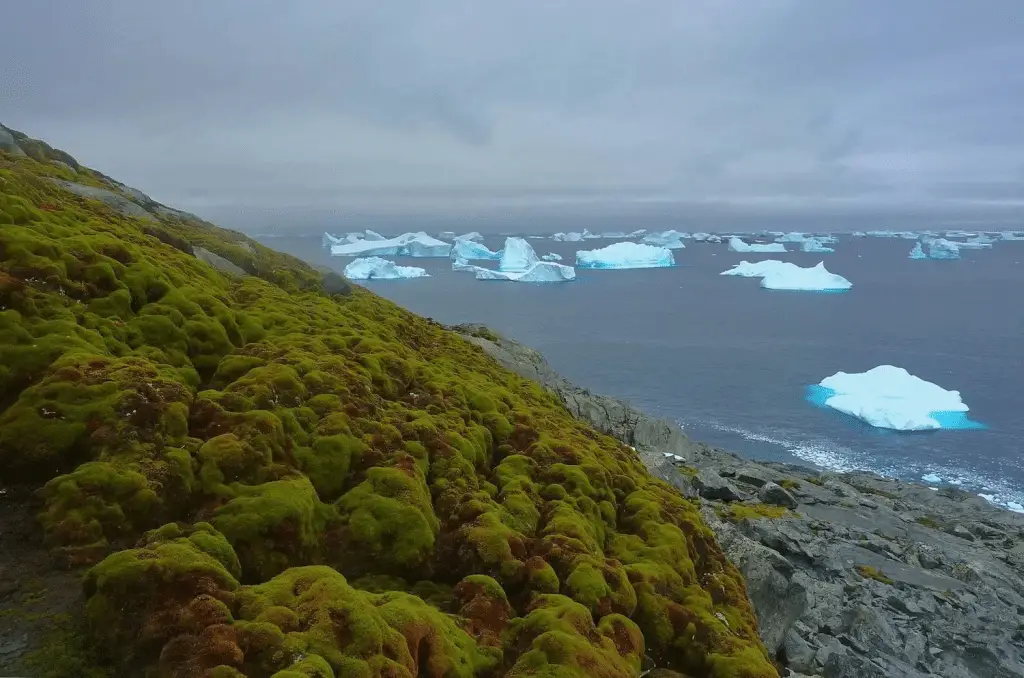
778, 478, 800, 490
716, 503, 789, 523
854, 565, 894, 585
0, 142, 778, 677
914, 515, 941, 529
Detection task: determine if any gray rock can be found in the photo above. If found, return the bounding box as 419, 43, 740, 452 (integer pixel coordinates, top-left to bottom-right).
0, 126, 25, 156
321, 270, 353, 296
692, 469, 744, 502
783, 629, 816, 673
736, 465, 773, 487
947, 524, 976, 541
53, 180, 154, 220
194, 247, 247, 277
759, 482, 798, 509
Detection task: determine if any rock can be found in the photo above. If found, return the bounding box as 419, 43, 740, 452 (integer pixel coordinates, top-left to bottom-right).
947, 524, 976, 541
969, 522, 1006, 540
692, 469, 744, 502
783, 629, 816, 673
0, 126, 25, 156
759, 482, 798, 509
321, 271, 353, 296
823, 653, 890, 678
194, 247, 247, 277
53, 180, 154, 219
736, 465, 773, 487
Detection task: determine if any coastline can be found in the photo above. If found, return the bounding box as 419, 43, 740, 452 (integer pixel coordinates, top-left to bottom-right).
456, 323, 1024, 678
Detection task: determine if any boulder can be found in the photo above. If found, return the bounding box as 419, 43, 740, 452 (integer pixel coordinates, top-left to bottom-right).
736, 465, 773, 488
759, 482, 798, 509
692, 469, 744, 502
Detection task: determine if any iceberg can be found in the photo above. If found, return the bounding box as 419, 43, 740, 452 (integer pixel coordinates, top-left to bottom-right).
451, 257, 477, 272
468, 261, 575, 283
851, 231, 867, 237
721, 260, 852, 291
552, 231, 585, 242
499, 237, 540, 272
957, 236, 994, 250
576, 242, 675, 269
455, 231, 483, 242
331, 232, 452, 258
775, 232, 835, 244
452, 239, 501, 261
641, 230, 688, 249
344, 257, 429, 280
923, 238, 961, 260
806, 365, 984, 431
728, 237, 787, 253
541, 252, 563, 261
800, 238, 835, 253
921, 473, 942, 484
909, 242, 928, 260
691, 232, 722, 243
999, 231, 1024, 241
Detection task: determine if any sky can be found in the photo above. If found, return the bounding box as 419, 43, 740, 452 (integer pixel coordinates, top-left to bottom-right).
2, 1, 1023, 231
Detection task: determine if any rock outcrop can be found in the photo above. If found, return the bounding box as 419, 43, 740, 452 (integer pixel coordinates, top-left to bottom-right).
463, 327, 1024, 678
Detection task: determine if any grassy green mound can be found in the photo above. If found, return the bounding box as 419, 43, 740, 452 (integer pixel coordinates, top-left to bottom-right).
0, 129, 777, 677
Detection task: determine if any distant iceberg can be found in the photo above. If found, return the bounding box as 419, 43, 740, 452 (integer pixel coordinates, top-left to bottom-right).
469, 261, 575, 283
800, 238, 835, 253
331, 232, 452, 258
909, 242, 928, 260
641, 230, 688, 249
576, 242, 675, 269
541, 252, 563, 261
452, 239, 501, 261
807, 365, 984, 431
344, 257, 429, 280
721, 260, 852, 291
692, 232, 723, 243
775, 232, 836, 245
552, 231, 585, 242
999, 231, 1024, 241
452, 257, 477, 272
499, 237, 540, 271
323, 230, 384, 248
728, 237, 787, 253
866, 230, 918, 239
923, 238, 961, 260
956, 236, 994, 250
455, 231, 483, 242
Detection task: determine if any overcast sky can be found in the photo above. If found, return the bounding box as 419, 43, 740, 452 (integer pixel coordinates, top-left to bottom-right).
2, 1, 1023, 228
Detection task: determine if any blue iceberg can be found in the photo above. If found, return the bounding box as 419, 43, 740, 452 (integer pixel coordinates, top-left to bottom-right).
344, 257, 429, 280
728, 237, 787, 253
331, 232, 452, 258
452, 239, 501, 261
576, 242, 675, 269
541, 252, 563, 261
807, 365, 985, 431
641, 230, 688, 249
499, 237, 540, 272
909, 242, 928, 260
470, 261, 575, 283
721, 260, 852, 291
924, 238, 961, 260
800, 238, 835, 253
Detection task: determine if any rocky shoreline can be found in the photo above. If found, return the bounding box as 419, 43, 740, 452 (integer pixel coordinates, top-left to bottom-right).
456, 323, 1024, 678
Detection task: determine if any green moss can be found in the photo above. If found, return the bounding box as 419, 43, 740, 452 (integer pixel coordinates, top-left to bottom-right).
914, 515, 941, 529
855, 564, 894, 585
716, 503, 789, 523
778, 478, 800, 490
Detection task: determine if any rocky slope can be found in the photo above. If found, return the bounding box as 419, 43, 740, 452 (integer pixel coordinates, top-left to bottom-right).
460, 327, 1024, 678
0, 125, 777, 677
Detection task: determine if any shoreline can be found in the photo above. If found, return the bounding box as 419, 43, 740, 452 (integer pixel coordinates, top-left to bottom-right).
456, 322, 1024, 678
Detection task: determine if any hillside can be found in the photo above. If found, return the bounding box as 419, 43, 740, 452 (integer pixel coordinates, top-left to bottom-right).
0, 125, 776, 678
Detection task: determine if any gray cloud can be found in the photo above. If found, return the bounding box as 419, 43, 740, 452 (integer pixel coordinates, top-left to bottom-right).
2, 0, 1023, 227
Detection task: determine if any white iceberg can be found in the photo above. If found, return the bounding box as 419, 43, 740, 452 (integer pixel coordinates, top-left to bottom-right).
344, 257, 429, 280
641, 230, 688, 249
800, 238, 835, 253
455, 231, 483, 242
851, 231, 867, 237
944, 230, 976, 239
691, 232, 723, 243
581, 229, 601, 239
775, 232, 835, 244
452, 239, 501, 261
808, 365, 982, 431
331, 232, 452, 258
552, 231, 585, 242
921, 473, 942, 484
957, 236, 994, 250
576, 242, 675, 269
469, 261, 575, 283
499, 237, 540, 272
452, 257, 477, 272
541, 252, 563, 261
909, 242, 928, 260
999, 231, 1024, 241
923, 238, 961, 260
728, 237, 787, 253
721, 260, 852, 291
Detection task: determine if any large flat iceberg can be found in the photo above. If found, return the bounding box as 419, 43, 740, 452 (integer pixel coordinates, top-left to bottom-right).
800, 238, 835, 253
331, 232, 452, 258
728, 237, 787, 253
806, 365, 984, 431
552, 231, 587, 242
469, 261, 575, 283
576, 242, 675, 269
452, 239, 501, 261
499, 237, 540, 271
344, 257, 429, 280
721, 260, 852, 291
641, 230, 688, 249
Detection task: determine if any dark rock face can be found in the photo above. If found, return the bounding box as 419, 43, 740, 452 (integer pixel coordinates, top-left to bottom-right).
467, 328, 1024, 678
0, 126, 25, 156
320, 270, 353, 296
194, 247, 247, 277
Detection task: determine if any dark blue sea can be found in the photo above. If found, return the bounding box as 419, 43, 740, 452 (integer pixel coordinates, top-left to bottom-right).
257, 232, 1024, 511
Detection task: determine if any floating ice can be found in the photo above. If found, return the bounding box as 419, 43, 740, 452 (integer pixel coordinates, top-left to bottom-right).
452, 239, 501, 261
1000, 231, 1024, 241
576, 242, 675, 269
956, 236, 994, 250
692, 232, 723, 243
923, 238, 961, 260
806, 365, 984, 431
921, 473, 942, 484
800, 238, 835, 253
499, 237, 540, 272
344, 256, 429, 280
330, 232, 452, 258
721, 260, 852, 291
541, 252, 563, 261
451, 257, 476, 272
469, 261, 575, 283
552, 231, 585, 242
455, 231, 483, 242
323, 231, 382, 248
641, 230, 688, 249
728, 237, 787, 253
775, 232, 836, 245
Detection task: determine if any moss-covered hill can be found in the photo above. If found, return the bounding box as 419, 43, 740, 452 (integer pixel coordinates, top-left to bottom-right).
0, 125, 778, 678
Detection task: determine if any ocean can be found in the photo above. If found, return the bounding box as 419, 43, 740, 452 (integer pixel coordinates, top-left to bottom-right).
257, 232, 1024, 510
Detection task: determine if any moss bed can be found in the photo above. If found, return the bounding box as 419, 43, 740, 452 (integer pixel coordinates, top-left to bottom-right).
0, 133, 778, 677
